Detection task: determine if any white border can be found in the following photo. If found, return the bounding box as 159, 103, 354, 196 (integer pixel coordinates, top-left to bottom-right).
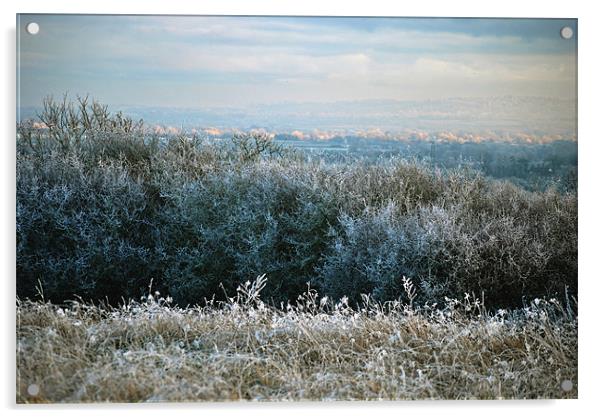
3, 1, 600, 417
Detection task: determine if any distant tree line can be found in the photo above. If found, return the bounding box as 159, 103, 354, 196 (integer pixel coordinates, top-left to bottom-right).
275, 134, 577, 193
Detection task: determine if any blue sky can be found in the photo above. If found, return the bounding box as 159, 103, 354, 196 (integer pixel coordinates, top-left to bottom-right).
17, 15, 577, 108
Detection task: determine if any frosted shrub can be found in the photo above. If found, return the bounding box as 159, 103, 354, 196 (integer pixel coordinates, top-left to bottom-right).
158, 163, 339, 305
318, 203, 424, 303
17, 154, 162, 302
17, 98, 577, 308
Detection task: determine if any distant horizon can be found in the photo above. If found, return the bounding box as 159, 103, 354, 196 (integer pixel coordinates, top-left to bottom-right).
18, 93, 576, 110
18, 95, 577, 141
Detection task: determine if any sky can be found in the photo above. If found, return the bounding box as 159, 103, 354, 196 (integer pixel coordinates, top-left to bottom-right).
17, 15, 577, 110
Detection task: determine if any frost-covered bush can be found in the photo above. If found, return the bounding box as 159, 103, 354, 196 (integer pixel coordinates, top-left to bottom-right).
157, 162, 340, 305
317, 178, 577, 307
318, 203, 428, 303
16, 98, 577, 308
16, 154, 164, 302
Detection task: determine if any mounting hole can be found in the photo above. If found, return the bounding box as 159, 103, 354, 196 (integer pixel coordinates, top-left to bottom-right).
561, 379, 573, 392
27, 383, 40, 396
26, 22, 40, 35
560, 26, 573, 40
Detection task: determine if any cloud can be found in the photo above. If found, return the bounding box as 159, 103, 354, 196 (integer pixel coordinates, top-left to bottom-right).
18, 15, 576, 114
127, 17, 567, 55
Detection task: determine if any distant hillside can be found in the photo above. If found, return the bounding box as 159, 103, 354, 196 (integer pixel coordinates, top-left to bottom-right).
18, 96, 576, 138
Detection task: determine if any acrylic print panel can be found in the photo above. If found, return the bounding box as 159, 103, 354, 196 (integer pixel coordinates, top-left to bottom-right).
16, 15, 577, 402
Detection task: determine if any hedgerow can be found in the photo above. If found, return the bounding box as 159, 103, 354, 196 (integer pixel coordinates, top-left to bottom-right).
16, 97, 577, 308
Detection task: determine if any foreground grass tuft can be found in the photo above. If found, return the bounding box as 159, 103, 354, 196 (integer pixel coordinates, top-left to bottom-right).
17, 277, 577, 402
